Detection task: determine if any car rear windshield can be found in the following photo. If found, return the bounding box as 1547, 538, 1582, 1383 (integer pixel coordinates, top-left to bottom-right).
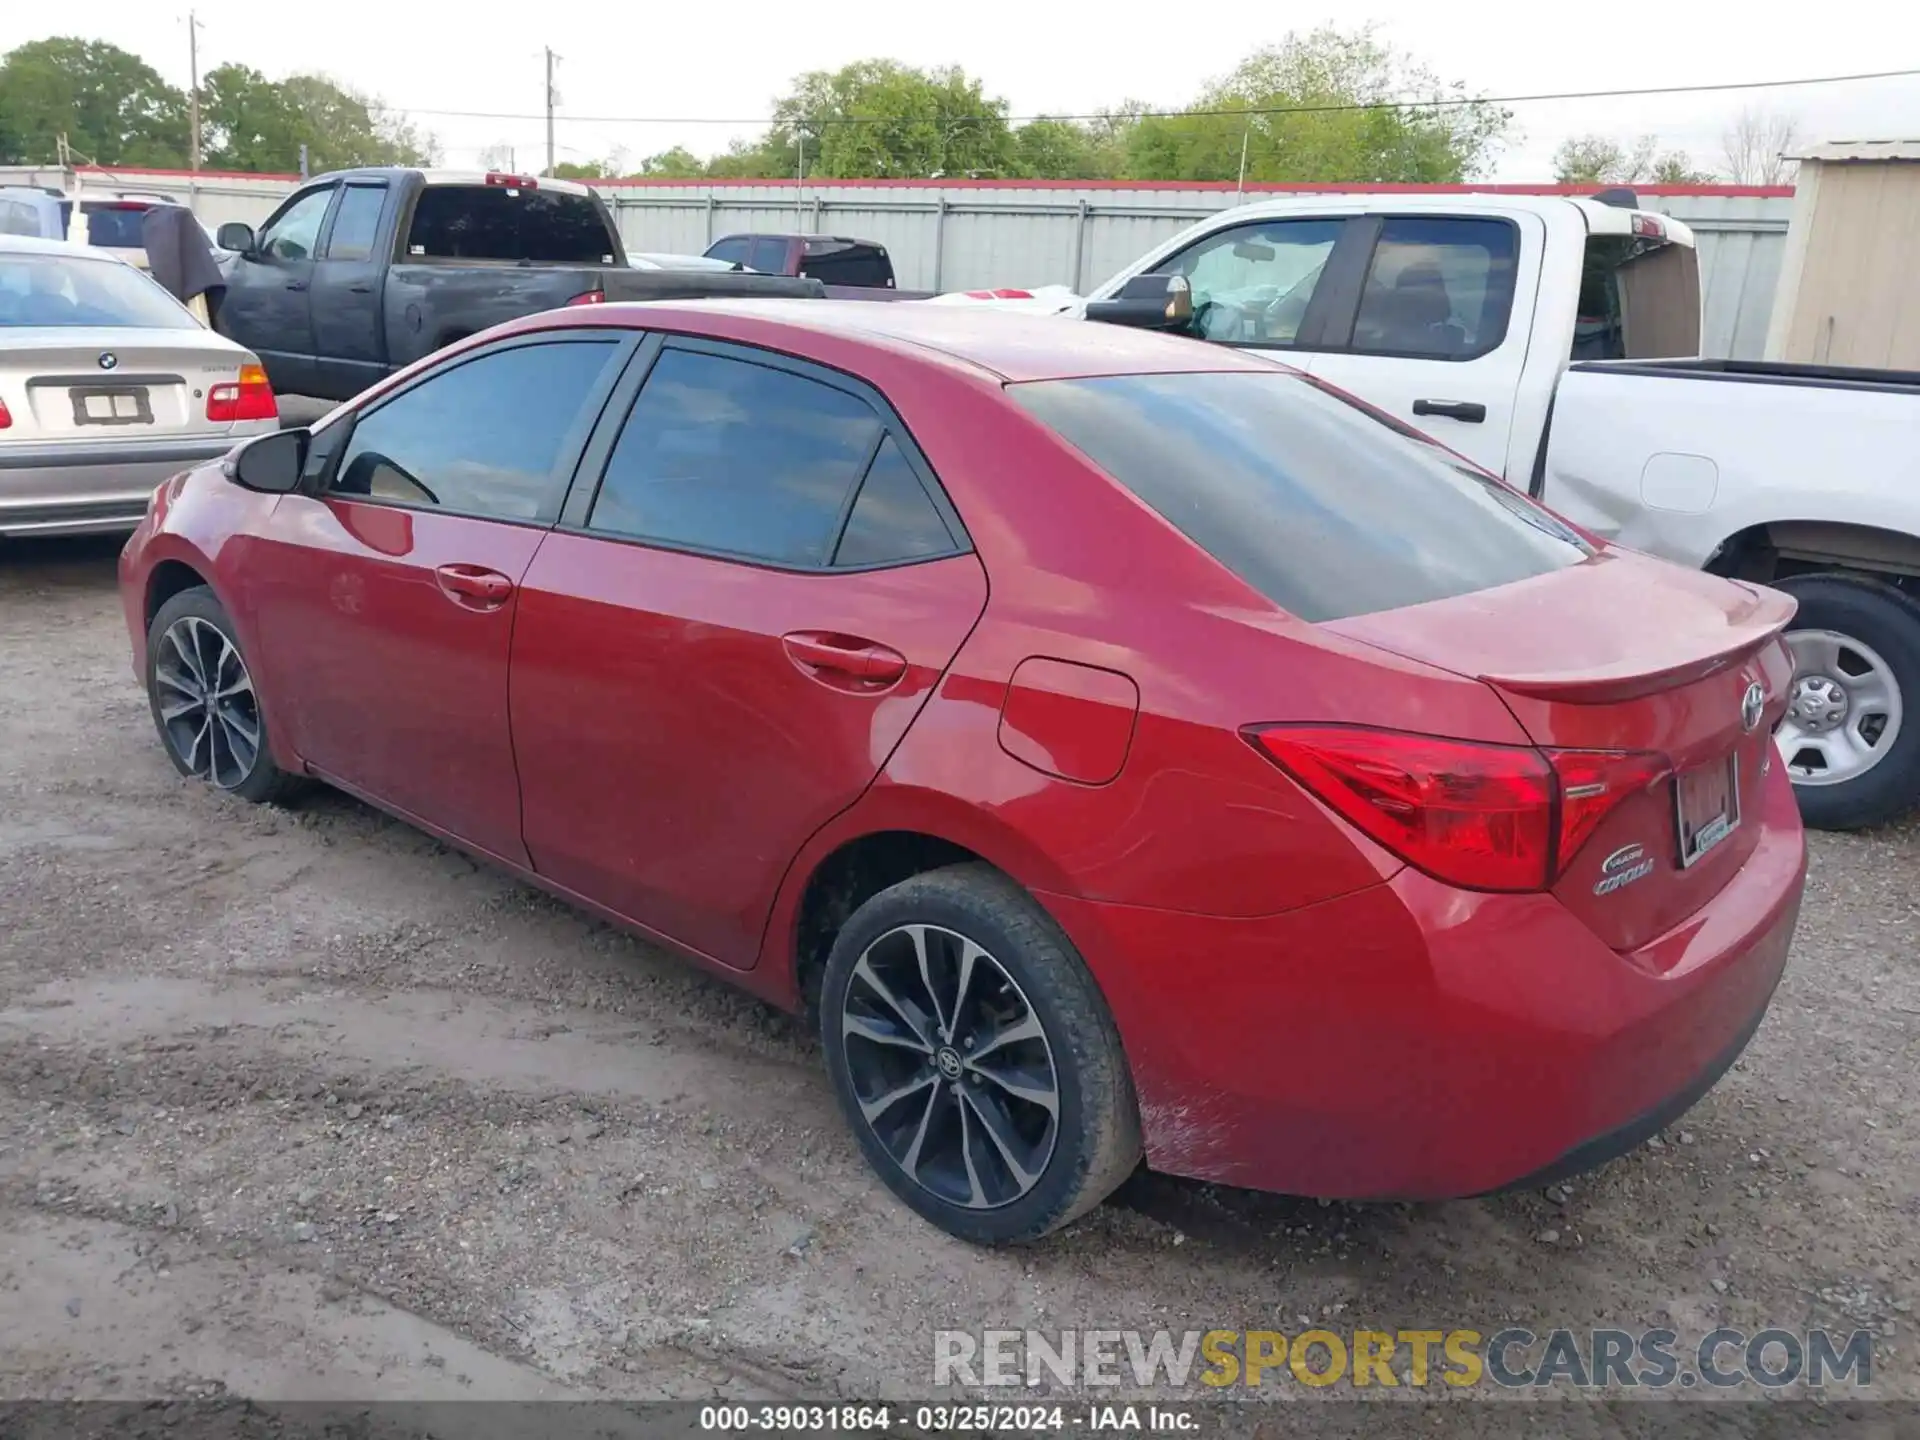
0, 252, 194, 329
1010, 370, 1594, 623
60, 200, 160, 249
404, 186, 617, 264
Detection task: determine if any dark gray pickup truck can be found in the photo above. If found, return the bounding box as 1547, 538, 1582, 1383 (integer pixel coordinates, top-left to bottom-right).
214, 169, 822, 402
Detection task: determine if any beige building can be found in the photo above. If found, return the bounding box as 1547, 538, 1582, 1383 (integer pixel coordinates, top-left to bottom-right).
1766, 139, 1920, 369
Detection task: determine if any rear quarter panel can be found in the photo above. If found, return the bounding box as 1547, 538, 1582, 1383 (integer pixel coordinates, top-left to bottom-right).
1541, 366, 1920, 567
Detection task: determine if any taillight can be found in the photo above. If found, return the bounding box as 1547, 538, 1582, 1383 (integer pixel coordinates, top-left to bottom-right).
0, 397, 11, 429
565, 289, 605, 306
1246, 725, 1668, 893
206, 363, 277, 423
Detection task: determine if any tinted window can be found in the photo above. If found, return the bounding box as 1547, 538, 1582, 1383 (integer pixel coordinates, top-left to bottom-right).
258, 187, 335, 261
705, 237, 751, 266
802, 242, 891, 288
331, 341, 620, 519
747, 238, 790, 274
406, 186, 615, 263
1151, 219, 1342, 346
0, 252, 193, 329
589, 348, 881, 565
834, 437, 952, 566
325, 185, 386, 261
1350, 217, 1518, 359
1011, 371, 1593, 624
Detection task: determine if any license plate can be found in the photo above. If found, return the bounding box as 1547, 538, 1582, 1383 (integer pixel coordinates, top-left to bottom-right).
70, 386, 152, 426
1675, 753, 1741, 868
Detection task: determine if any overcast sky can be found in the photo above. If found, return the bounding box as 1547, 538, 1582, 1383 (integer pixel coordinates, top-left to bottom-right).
32, 0, 1920, 181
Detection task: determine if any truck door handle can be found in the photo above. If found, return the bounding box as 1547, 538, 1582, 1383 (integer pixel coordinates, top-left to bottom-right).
782, 631, 908, 685
348, 283, 373, 293
1412, 399, 1486, 423
286, 280, 309, 292
434, 564, 514, 609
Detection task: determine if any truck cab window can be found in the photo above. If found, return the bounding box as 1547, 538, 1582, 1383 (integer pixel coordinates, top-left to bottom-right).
1350, 217, 1518, 360
405, 187, 614, 264
260, 187, 336, 262
1575, 235, 1703, 361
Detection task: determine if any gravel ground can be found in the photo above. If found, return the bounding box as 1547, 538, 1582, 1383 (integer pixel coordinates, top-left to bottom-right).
0, 519, 1915, 1429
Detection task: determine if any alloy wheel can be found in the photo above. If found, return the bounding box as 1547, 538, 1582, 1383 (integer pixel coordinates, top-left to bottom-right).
154, 616, 262, 790
1776, 628, 1905, 786
840, 923, 1060, 1210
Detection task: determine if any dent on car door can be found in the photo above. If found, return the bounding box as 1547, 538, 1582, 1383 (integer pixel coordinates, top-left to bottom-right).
510, 337, 989, 968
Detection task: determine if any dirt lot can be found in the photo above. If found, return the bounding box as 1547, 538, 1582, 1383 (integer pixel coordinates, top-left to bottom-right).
0, 526, 1915, 1426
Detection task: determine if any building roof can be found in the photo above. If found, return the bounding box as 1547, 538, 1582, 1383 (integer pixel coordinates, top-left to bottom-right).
1792, 139, 1920, 163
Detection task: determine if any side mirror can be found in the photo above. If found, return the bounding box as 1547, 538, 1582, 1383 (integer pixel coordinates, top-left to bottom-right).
1085, 273, 1194, 332
216, 222, 257, 255
223, 428, 307, 494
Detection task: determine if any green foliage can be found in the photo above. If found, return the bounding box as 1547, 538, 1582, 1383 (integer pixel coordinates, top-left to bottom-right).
1123, 28, 1510, 184
1553, 133, 1709, 186
1009, 118, 1120, 180
0, 37, 188, 166
632, 146, 706, 179
771, 60, 1014, 178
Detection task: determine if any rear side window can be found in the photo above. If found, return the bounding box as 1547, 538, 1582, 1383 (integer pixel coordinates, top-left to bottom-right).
330, 340, 622, 520
325, 185, 387, 261
1350, 217, 1518, 360
405, 186, 616, 263
588, 348, 883, 566
747, 237, 790, 274
802, 242, 891, 288
1011, 370, 1593, 623
833, 437, 953, 566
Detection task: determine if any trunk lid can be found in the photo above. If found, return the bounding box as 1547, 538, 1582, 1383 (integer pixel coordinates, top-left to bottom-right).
1327, 547, 1796, 953
0, 328, 253, 444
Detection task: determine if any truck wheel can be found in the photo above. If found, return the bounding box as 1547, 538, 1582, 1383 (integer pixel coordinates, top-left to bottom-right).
1774, 574, 1920, 830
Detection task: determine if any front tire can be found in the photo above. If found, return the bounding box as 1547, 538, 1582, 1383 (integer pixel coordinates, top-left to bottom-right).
1774, 574, 1920, 830
820, 864, 1142, 1245
145, 585, 302, 805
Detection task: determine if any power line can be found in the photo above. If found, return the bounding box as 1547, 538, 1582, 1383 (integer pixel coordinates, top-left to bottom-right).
393, 64, 1920, 128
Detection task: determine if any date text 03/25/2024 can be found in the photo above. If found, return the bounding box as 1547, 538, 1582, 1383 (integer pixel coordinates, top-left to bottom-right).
699, 1404, 1197, 1432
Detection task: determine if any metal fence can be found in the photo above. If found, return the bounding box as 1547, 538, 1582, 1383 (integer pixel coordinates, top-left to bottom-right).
9, 168, 1793, 358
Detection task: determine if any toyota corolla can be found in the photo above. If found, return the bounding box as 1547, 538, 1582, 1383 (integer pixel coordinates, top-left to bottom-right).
118, 300, 1806, 1244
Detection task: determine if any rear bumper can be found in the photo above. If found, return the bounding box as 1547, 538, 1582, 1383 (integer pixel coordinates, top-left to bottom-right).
1044, 758, 1807, 1199
0, 434, 246, 537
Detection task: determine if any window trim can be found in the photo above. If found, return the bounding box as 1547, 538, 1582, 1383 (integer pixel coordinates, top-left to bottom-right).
309, 328, 642, 529
555, 332, 971, 574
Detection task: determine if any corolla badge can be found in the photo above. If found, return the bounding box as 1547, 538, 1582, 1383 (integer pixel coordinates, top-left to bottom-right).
1593, 842, 1657, 896
97, 352, 118, 371
1742, 681, 1766, 733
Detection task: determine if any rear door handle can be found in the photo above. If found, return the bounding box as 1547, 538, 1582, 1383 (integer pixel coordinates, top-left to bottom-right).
348, 283, 373, 294
286, 280, 309, 292
1412, 398, 1487, 423
782, 631, 908, 684
434, 564, 514, 609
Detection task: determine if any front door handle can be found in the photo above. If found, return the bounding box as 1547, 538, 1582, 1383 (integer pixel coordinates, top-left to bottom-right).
286, 280, 309, 292
1412, 398, 1487, 423
434, 564, 514, 609
348, 283, 374, 294
782, 631, 908, 685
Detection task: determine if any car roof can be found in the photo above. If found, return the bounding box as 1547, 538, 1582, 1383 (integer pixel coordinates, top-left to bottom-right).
549, 298, 1285, 384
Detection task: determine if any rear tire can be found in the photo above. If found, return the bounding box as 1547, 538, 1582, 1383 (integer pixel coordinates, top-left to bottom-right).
1774, 574, 1920, 831
145, 586, 304, 805
819, 864, 1141, 1245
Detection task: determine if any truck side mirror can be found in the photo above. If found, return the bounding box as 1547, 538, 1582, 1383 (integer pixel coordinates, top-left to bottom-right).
1086, 273, 1194, 332
217, 222, 257, 255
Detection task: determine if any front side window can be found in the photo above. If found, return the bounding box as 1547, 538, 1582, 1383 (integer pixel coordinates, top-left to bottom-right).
706, 237, 751, 266
1350, 217, 1518, 359
1149, 219, 1343, 346
259, 187, 336, 262
0, 252, 194, 329
330, 340, 621, 520
1011, 369, 1592, 624
588, 347, 883, 566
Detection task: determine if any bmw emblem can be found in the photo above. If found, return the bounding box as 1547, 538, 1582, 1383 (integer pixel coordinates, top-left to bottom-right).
98, 352, 118, 371
1741, 681, 1766, 733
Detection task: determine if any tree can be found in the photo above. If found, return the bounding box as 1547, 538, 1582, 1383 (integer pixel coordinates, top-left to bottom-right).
1553, 133, 1710, 187
551, 159, 612, 179
272, 75, 437, 171
199, 64, 304, 172
1721, 107, 1800, 186
1121, 27, 1510, 184
768, 60, 1014, 179
632, 146, 705, 179
1010, 118, 1118, 180
0, 37, 188, 166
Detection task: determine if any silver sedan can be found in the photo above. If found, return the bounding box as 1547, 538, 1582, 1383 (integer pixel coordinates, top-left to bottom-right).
0, 235, 277, 539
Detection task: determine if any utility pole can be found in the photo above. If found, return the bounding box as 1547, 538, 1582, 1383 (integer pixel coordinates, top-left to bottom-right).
187, 11, 206, 202
544, 48, 559, 176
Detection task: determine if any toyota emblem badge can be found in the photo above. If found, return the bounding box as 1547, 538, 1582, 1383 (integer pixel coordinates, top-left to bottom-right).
1741, 681, 1765, 733
98, 352, 118, 371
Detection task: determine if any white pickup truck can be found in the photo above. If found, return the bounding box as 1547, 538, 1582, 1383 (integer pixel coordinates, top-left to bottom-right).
943, 190, 1920, 829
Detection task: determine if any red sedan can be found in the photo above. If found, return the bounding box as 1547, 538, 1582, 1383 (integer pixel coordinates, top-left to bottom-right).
119, 300, 1806, 1244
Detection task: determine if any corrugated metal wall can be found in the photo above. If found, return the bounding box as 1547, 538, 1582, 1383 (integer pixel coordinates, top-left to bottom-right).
602, 182, 1793, 358
1765, 155, 1920, 368
20, 169, 1792, 359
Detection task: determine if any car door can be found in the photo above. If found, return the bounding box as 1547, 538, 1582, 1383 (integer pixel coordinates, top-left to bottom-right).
510, 336, 990, 968
1299, 212, 1545, 477
247, 330, 635, 863
216, 183, 337, 397
308, 181, 391, 400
